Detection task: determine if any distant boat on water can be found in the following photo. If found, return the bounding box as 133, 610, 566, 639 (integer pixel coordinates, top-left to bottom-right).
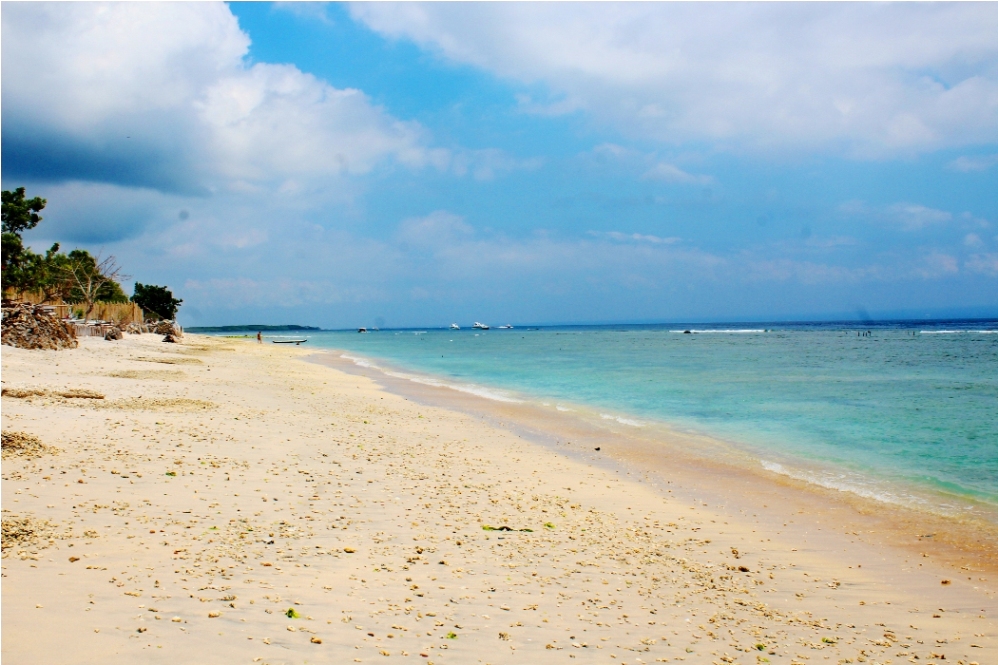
498, 324, 513, 329
357, 327, 368, 333
473, 322, 490, 330
450, 323, 460, 330
272, 337, 308, 345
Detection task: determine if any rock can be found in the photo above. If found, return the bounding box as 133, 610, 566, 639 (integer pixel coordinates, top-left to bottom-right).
1, 300, 78, 350
104, 326, 123, 341
152, 320, 183, 337
123, 322, 149, 334
1, 431, 51, 459
163, 333, 178, 343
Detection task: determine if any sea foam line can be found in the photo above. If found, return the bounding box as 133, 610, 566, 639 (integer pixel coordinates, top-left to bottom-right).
340, 353, 523, 403
600, 413, 646, 427
760, 460, 925, 510
670, 329, 766, 334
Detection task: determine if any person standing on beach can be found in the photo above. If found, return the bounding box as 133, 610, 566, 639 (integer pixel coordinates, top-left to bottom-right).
257, 331, 262, 343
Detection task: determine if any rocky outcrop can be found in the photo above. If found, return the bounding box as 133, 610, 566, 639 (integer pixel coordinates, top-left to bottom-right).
104, 326, 123, 341
1, 300, 78, 350
152, 320, 183, 337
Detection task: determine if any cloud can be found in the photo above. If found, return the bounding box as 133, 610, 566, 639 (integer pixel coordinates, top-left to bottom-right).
964, 233, 984, 247
1, 3, 428, 200
746, 259, 879, 285
447, 148, 544, 181
642, 163, 713, 185
272, 2, 335, 25
966, 253, 998, 277
183, 277, 386, 309
913, 251, 959, 279
886, 204, 953, 231
948, 154, 998, 172
351, 3, 998, 156
588, 231, 681, 245
396, 211, 473, 248
840, 200, 959, 232
20, 181, 183, 245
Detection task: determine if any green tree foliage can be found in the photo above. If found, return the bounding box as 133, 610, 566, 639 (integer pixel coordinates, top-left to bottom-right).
29, 242, 74, 303
132, 282, 182, 320
3, 188, 147, 318
63, 249, 128, 318
2, 187, 47, 293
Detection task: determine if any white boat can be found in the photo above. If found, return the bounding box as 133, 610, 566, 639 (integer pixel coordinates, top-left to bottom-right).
473, 322, 490, 330
498, 324, 513, 329
357, 327, 368, 333
272, 337, 308, 345
450, 323, 460, 330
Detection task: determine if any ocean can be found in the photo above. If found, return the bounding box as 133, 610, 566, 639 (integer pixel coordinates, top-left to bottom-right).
262, 320, 998, 519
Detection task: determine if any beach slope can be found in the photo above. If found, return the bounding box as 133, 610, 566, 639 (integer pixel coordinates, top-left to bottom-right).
2, 334, 995, 664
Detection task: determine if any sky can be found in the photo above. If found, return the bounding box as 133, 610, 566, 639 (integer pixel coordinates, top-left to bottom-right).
2, 2, 997, 328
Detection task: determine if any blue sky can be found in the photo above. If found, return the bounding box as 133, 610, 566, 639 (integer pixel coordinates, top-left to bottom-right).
3, 2, 997, 327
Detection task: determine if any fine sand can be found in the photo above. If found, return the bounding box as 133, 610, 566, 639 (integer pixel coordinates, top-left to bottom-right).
2, 334, 995, 665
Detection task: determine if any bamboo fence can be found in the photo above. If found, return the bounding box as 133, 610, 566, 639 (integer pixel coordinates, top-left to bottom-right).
3, 289, 145, 325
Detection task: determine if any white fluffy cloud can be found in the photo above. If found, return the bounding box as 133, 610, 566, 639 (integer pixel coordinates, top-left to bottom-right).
948, 154, 998, 172
1, 2, 428, 194
642, 163, 713, 185
887, 204, 954, 231
351, 3, 998, 156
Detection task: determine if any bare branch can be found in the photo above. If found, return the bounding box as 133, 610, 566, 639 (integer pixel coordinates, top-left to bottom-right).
61, 251, 129, 320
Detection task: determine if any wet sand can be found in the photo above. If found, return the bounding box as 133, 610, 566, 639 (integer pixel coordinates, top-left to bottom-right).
314, 352, 998, 578
2, 334, 996, 664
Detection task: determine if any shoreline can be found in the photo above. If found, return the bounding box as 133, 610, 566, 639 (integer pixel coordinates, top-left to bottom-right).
2, 333, 996, 664
318, 335, 998, 521
314, 348, 998, 577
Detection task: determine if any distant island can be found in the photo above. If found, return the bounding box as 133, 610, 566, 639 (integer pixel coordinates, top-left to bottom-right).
185, 324, 322, 333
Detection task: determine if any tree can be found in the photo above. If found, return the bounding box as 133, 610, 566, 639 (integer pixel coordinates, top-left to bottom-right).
2, 187, 47, 294
25, 242, 75, 303
132, 282, 182, 320
63, 250, 129, 320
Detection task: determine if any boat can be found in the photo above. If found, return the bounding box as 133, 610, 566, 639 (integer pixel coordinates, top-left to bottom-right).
357, 327, 368, 333
473, 322, 490, 330
272, 338, 308, 345
498, 324, 513, 329
450, 323, 460, 330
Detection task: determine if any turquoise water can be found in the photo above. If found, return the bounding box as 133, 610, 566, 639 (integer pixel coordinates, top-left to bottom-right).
270, 321, 998, 513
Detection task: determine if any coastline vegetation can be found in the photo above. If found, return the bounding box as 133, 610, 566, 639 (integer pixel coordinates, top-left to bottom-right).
2, 186, 180, 321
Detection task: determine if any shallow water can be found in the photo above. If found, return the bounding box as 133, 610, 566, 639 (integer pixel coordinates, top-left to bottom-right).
260, 320, 998, 515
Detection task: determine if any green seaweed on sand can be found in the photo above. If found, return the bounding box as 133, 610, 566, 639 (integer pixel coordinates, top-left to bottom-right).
286, 608, 301, 619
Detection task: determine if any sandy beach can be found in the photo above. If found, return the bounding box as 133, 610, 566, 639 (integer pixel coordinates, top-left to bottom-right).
2, 334, 996, 665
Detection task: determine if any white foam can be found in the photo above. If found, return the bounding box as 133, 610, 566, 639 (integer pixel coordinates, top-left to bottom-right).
340, 353, 522, 403
670, 329, 766, 334
599, 413, 645, 427
397, 374, 523, 403
555, 405, 573, 412
760, 460, 923, 509
919, 330, 997, 334
340, 353, 380, 369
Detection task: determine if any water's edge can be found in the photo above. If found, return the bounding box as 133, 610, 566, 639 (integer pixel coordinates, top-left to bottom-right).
314, 345, 998, 527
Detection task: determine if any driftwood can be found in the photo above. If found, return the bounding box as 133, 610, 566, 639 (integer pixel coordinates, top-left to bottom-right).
1, 300, 78, 350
